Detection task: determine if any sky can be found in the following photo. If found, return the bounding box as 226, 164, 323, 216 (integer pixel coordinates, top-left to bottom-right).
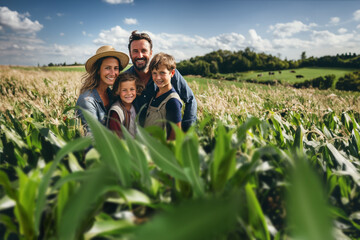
1, 0, 360, 66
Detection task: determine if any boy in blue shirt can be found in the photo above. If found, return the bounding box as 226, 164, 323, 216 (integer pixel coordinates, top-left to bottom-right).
144, 53, 182, 140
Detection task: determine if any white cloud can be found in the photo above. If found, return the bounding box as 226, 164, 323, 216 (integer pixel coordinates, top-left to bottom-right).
56, 13, 64, 17
330, 17, 340, 25
269, 20, 316, 38
45, 16, 52, 20
272, 38, 312, 50
357, 24, 360, 29
92, 27, 248, 60
338, 28, 347, 34
0, 6, 43, 33
103, 0, 134, 4
311, 30, 354, 46
124, 18, 138, 25
248, 29, 273, 52
60, 32, 64, 36
93, 26, 130, 48
79, 21, 83, 25
354, 9, 360, 21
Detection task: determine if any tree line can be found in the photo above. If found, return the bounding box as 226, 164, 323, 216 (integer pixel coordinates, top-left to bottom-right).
177, 48, 360, 77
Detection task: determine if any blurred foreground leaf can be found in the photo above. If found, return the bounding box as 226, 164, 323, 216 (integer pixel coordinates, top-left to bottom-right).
287, 153, 334, 240
135, 195, 239, 240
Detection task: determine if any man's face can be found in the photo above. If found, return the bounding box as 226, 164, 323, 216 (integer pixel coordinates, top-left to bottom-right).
129, 39, 152, 72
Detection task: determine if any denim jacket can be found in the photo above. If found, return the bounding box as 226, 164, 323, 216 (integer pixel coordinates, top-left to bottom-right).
76, 88, 113, 135
125, 66, 197, 131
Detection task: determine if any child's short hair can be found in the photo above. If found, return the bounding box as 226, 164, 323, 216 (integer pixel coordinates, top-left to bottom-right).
149, 52, 176, 72
112, 72, 143, 96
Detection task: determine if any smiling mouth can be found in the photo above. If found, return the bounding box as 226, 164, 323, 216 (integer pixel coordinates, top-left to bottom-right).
155, 80, 164, 85
135, 58, 146, 64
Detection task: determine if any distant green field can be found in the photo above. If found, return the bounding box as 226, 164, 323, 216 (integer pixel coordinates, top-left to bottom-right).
43, 66, 86, 72
241, 67, 358, 84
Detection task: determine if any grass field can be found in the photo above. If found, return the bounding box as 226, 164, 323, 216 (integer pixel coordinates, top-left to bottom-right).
240, 67, 358, 84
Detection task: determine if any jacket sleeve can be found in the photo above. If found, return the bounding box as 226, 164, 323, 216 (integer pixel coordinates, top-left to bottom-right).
76, 94, 98, 135
171, 69, 197, 131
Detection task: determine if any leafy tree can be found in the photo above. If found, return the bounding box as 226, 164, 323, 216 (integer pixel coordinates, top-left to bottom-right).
336, 72, 360, 91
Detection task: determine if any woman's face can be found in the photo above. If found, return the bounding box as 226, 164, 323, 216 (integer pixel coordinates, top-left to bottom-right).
98, 57, 120, 87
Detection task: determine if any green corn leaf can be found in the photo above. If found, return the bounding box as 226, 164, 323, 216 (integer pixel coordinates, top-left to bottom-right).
237, 117, 261, 143
35, 136, 92, 234
341, 112, 353, 132
330, 207, 360, 231
136, 126, 187, 181
81, 107, 132, 186
181, 133, 204, 198
326, 143, 360, 186
5, 109, 25, 138
14, 168, 40, 239
211, 124, 237, 192
0, 213, 18, 239
107, 188, 152, 205
244, 183, 271, 240
58, 166, 117, 240
293, 125, 305, 152
0, 124, 26, 149
135, 195, 239, 240
351, 129, 360, 157
56, 166, 78, 230
0, 195, 15, 211
231, 146, 281, 187
287, 154, 334, 240
212, 149, 237, 192
0, 171, 17, 200
84, 218, 134, 240
53, 169, 96, 189
170, 122, 186, 164
271, 115, 285, 145
122, 125, 152, 190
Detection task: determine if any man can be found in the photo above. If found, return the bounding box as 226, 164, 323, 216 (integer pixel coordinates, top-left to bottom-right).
125, 30, 197, 132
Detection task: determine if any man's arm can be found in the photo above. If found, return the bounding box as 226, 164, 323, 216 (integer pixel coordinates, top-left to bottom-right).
171, 69, 197, 131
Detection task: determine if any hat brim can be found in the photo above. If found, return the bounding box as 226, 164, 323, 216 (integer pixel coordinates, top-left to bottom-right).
85, 51, 129, 73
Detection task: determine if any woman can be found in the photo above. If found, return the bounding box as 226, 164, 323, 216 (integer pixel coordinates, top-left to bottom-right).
76, 45, 129, 136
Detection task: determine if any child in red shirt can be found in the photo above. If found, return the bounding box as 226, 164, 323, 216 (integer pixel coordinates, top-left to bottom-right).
107, 73, 142, 138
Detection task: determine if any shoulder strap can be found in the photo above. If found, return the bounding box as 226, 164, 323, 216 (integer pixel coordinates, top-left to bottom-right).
158, 92, 181, 110
106, 101, 125, 127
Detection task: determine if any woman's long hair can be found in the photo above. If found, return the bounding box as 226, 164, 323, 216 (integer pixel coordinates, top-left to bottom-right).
79, 57, 121, 95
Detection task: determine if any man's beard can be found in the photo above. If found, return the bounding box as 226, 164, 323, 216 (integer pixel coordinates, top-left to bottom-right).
133, 58, 148, 72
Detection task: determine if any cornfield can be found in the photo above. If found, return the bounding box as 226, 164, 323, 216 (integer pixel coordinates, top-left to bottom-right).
1, 65, 360, 239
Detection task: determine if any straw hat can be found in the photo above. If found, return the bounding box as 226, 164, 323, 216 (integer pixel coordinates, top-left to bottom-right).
85, 45, 129, 73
